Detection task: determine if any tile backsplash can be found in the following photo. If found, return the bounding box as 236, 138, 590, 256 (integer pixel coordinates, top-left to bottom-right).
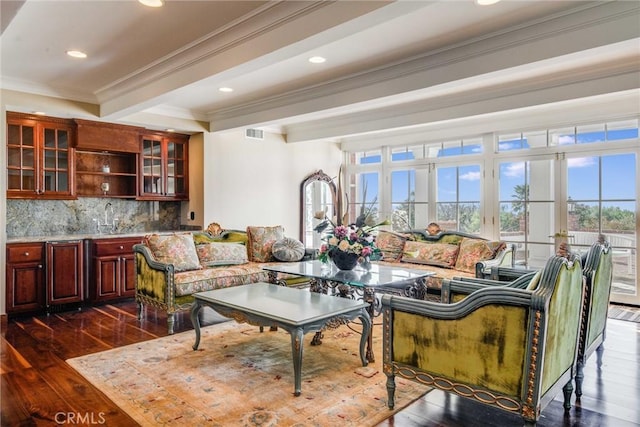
6, 198, 182, 238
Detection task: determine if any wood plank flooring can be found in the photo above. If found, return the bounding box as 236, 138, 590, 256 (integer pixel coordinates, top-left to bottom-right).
2, 301, 639, 426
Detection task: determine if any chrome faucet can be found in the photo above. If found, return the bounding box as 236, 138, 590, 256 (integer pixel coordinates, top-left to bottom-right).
94, 202, 119, 234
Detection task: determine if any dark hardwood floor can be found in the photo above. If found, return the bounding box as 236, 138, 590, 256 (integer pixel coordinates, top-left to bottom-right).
2, 301, 639, 426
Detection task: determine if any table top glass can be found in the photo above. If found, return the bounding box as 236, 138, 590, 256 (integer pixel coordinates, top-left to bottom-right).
263, 260, 434, 289
194, 283, 368, 325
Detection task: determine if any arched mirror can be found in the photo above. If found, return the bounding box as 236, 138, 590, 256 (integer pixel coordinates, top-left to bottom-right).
300, 170, 337, 248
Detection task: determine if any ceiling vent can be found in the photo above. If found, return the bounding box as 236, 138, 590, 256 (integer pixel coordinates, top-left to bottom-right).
245, 128, 264, 140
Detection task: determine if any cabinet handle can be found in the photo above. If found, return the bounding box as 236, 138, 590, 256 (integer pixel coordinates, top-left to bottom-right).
119, 246, 124, 250
24, 252, 29, 256
38, 264, 43, 269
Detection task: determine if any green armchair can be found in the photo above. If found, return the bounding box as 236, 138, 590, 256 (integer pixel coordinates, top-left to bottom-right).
381, 254, 585, 425
575, 241, 613, 398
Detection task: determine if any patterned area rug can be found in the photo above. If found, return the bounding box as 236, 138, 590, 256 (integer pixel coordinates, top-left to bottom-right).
67, 321, 431, 426
608, 304, 640, 323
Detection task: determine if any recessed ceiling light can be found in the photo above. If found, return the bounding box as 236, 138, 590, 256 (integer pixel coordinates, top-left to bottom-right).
139, 0, 164, 7
219, 87, 234, 93
66, 50, 87, 59
33, 111, 46, 115
165, 128, 175, 132
475, 0, 501, 5
309, 56, 326, 64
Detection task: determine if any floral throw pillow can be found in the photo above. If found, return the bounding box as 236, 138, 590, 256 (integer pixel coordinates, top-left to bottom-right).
246, 225, 285, 262
401, 241, 459, 268
196, 242, 248, 267
376, 231, 408, 262
454, 238, 495, 273
145, 233, 201, 271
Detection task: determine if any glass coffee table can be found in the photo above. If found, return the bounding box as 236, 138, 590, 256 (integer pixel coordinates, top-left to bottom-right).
263, 260, 435, 362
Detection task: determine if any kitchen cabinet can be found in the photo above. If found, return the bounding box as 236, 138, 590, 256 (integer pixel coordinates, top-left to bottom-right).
139, 132, 189, 200
75, 150, 138, 198
89, 237, 142, 302
46, 240, 84, 306
6, 112, 76, 199
6, 242, 45, 314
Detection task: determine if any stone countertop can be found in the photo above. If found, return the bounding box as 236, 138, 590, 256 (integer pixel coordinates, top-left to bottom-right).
6, 230, 195, 244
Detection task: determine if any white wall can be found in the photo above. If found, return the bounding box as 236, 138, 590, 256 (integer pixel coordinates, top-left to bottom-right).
202, 130, 342, 238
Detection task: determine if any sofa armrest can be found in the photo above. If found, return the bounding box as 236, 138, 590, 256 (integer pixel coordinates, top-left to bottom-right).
475, 243, 515, 278
133, 243, 175, 304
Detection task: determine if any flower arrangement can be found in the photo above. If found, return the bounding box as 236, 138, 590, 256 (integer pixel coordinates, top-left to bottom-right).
313, 204, 388, 266
312, 166, 389, 268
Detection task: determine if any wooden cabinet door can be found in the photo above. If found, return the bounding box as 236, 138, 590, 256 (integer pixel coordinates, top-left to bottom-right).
121, 254, 137, 297
139, 132, 188, 200
6, 113, 75, 199
6, 243, 45, 314
95, 256, 119, 300
46, 241, 84, 305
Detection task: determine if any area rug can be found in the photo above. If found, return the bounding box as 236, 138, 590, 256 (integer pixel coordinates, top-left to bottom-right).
608, 304, 640, 323
67, 321, 431, 426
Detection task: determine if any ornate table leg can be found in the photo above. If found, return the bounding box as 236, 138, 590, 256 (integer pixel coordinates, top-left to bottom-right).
363, 287, 377, 362
290, 327, 305, 396
190, 300, 203, 350
310, 278, 325, 345
358, 309, 371, 367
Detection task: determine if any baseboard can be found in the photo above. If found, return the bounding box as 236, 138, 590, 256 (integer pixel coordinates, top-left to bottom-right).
1, 314, 7, 330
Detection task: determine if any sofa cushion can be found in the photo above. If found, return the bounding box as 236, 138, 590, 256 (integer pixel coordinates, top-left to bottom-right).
454, 238, 495, 273
145, 232, 201, 272
401, 241, 459, 268
196, 242, 248, 267
272, 237, 305, 262
376, 231, 408, 262
174, 264, 269, 296
246, 225, 285, 262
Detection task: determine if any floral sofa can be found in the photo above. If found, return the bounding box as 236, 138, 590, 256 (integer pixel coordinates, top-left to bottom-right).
374, 229, 514, 298
134, 225, 310, 334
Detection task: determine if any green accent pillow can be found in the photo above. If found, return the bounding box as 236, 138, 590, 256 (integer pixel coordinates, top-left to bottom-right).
272, 237, 305, 262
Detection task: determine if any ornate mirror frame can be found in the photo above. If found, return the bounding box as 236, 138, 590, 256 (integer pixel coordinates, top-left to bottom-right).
300, 170, 337, 248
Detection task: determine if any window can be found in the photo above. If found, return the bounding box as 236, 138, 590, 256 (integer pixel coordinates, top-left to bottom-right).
436, 165, 481, 233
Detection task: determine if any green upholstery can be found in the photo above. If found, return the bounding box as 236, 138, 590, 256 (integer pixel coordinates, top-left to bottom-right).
382, 254, 585, 425
575, 241, 613, 397
134, 229, 316, 334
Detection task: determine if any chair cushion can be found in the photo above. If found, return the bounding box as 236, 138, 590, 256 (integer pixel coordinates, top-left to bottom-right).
401, 241, 459, 268
272, 237, 305, 262
145, 232, 201, 271
454, 238, 494, 273
196, 242, 248, 267
246, 225, 285, 262
376, 231, 408, 262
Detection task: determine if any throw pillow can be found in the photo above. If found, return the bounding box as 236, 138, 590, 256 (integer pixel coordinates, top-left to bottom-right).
196, 242, 248, 267
246, 225, 285, 262
272, 237, 305, 262
454, 238, 495, 273
145, 233, 201, 271
401, 241, 459, 268
376, 231, 408, 262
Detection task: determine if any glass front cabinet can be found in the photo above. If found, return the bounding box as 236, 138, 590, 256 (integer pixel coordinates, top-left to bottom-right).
6, 113, 75, 199
139, 132, 189, 200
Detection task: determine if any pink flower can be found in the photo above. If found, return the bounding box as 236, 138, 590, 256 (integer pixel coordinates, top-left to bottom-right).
333, 225, 349, 239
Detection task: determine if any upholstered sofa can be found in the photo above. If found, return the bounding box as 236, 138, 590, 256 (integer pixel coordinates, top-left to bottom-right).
374, 229, 514, 298
134, 225, 311, 334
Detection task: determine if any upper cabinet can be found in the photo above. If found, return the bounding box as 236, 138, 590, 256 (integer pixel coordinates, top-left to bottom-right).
7, 112, 76, 199
6, 113, 189, 201
139, 132, 189, 201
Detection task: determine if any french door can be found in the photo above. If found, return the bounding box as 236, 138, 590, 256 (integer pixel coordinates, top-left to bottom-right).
497, 151, 638, 305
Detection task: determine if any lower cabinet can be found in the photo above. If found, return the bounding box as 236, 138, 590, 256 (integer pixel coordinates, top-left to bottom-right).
6, 242, 45, 314
89, 237, 142, 302
46, 240, 84, 306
